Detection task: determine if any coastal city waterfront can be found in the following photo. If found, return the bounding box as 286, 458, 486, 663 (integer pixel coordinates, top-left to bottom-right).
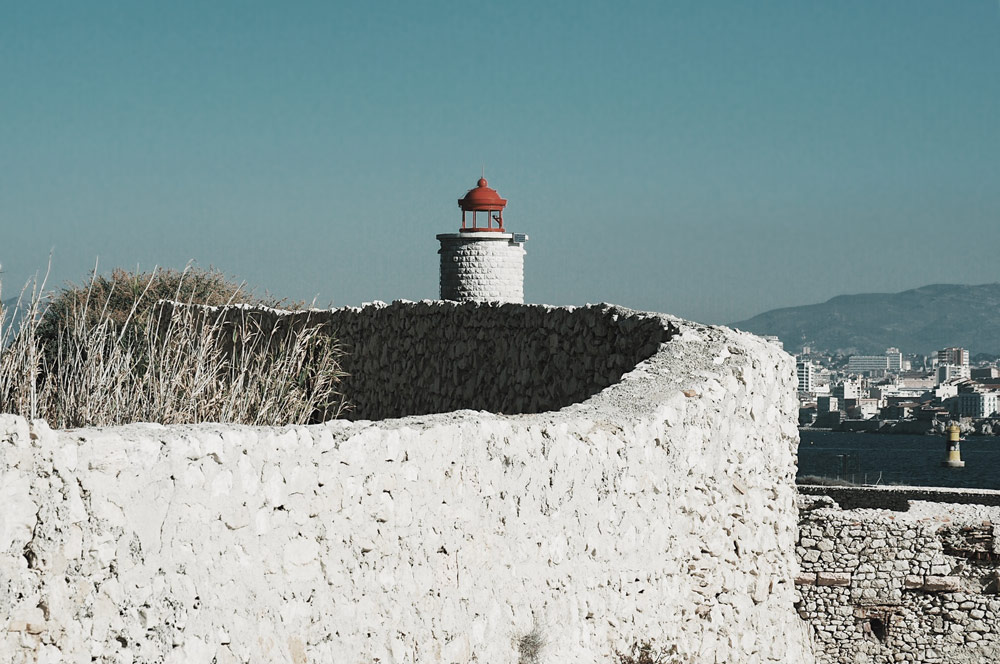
788, 341, 1000, 435
798, 429, 1000, 490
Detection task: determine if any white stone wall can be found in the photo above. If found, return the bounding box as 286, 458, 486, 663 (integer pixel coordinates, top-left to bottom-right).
0, 308, 813, 663
438, 233, 525, 303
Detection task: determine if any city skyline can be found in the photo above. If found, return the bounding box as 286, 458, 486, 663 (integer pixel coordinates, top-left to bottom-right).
4, 2, 1000, 324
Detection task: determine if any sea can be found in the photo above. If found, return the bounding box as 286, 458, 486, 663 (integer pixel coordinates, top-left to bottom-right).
797, 429, 1000, 490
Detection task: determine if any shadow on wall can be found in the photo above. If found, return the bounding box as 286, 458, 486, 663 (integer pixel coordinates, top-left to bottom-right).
798, 485, 1000, 511
332, 302, 675, 419
175, 301, 675, 421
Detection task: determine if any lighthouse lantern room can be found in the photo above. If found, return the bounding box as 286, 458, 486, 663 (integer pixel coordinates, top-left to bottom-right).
458, 177, 507, 232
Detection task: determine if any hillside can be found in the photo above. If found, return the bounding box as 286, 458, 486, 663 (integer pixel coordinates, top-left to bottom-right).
730, 283, 1000, 356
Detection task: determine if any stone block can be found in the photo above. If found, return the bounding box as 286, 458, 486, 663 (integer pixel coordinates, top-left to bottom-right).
795, 573, 818, 585
816, 572, 851, 587
922, 576, 962, 592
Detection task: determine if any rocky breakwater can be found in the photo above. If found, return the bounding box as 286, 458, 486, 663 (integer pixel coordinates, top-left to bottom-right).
0, 305, 812, 663
796, 494, 1000, 663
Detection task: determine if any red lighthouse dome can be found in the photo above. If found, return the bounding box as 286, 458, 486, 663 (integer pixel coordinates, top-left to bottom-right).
457, 177, 507, 232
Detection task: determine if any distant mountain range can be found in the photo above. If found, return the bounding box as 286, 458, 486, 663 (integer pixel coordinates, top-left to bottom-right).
730, 284, 1000, 356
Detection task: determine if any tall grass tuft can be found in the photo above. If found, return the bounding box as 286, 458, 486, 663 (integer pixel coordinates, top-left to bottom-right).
0, 266, 347, 428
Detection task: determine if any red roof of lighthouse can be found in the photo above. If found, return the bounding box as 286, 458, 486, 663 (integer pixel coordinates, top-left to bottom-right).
458, 177, 507, 211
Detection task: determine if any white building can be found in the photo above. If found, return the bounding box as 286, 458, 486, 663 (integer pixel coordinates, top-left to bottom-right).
796, 360, 815, 393
899, 375, 936, 390
856, 399, 880, 419
847, 355, 889, 374
932, 383, 959, 400
879, 386, 930, 400
957, 391, 1000, 418
885, 348, 903, 372
833, 379, 863, 400
937, 364, 971, 384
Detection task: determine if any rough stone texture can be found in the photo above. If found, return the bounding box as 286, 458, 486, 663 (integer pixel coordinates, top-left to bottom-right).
170, 300, 672, 421
796, 494, 1000, 663
438, 233, 525, 303
0, 304, 813, 663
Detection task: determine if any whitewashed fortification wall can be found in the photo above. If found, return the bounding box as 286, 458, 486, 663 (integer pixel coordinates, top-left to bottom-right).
0, 302, 813, 663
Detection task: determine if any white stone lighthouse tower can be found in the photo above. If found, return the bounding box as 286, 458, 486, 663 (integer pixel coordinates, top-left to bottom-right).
437, 176, 527, 303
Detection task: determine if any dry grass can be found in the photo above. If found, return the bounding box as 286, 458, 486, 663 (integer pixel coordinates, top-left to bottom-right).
0, 266, 346, 428
615, 641, 682, 664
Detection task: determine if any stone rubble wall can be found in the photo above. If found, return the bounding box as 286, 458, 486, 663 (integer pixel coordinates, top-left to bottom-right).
796, 495, 1000, 663
438, 234, 525, 303
0, 304, 813, 664
173, 300, 671, 421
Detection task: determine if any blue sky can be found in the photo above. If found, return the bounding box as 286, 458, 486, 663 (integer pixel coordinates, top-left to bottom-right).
3, 1, 999, 323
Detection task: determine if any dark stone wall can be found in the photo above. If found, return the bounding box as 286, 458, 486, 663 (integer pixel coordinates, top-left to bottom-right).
172, 301, 674, 421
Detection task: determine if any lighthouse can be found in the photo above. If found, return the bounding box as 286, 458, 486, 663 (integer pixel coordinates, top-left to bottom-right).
942, 423, 965, 468
437, 176, 528, 303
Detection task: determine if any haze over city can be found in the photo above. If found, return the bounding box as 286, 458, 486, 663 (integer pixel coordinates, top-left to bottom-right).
3, 1, 999, 324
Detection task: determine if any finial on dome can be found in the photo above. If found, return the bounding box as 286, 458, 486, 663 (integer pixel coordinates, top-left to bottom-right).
477, 177, 488, 187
